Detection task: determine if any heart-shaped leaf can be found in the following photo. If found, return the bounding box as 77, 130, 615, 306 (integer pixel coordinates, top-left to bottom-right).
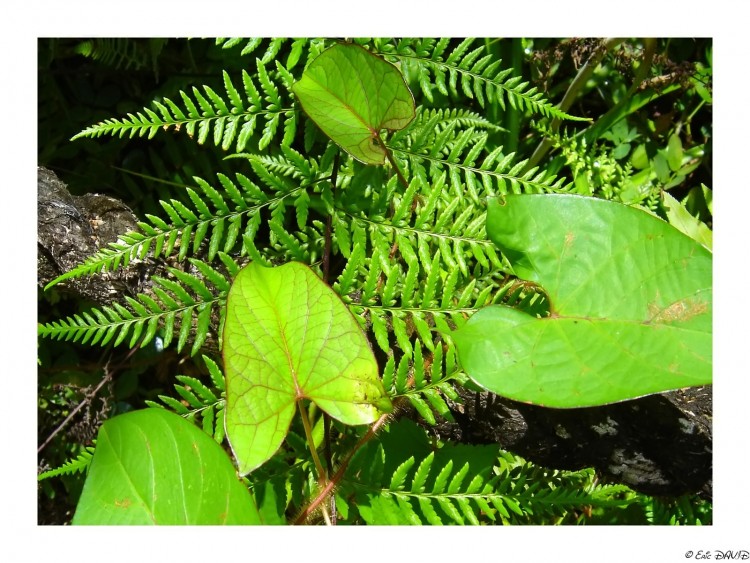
223, 261, 392, 475
452, 194, 712, 408
292, 42, 415, 165
73, 409, 261, 524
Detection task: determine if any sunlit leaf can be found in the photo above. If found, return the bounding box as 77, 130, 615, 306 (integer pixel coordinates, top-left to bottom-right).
452, 194, 712, 408
661, 190, 712, 250
223, 261, 392, 474
73, 409, 261, 525
292, 43, 415, 165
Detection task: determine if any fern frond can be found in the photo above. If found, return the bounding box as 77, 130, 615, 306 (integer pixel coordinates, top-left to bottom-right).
236, 145, 324, 182
328, 158, 529, 427
215, 37, 327, 70
45, 170, 306, 289
391, 131, 570, 199
338, 197, 503, 276
390, 107, 504, 151
38, 445, 96, 480
343, 422, 635, 524
532, 121, 645, 202
215, 37, 287, 63
72, 59, 296, 153
262, 194, 326, 265
39, 258, 229, 356
377, 38, 587, 122
644, 494, 712, 525
381, 342, 462, 425
335, 170, 508, 336
72, 38, 166, 72
145, 355, 226, 443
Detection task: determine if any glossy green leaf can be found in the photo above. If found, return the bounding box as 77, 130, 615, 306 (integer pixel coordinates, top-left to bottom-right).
223, 261, 392, 474
667, 133, 684, 171
452, 194, 711, 408
292, 43, 415, 165
661, 190, 712, 250
73, 409, 261, 525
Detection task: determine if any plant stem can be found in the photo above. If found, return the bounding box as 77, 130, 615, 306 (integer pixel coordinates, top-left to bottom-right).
580, 38, 657, 145
320, 151, 341, 520
379, 133, 410, 191
38, 347, 131, 454
296, 400, 333, 525
321, 150, 340, 285
525, 38, 624, 171
293, 408, 394, 525
38, 369, 112, 454
497, 38, 524, 154
323, 413, 334, 478
297, 401, 327, 481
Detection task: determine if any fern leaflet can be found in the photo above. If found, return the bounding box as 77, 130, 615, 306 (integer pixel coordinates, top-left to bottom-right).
72, 60, 296, 153
342, 421, 635, 524
38, 445, 96, 481
39, 258, 231, 356
145, 355, 227, 443
376, 38, 589, 122
44, 169, 307, 290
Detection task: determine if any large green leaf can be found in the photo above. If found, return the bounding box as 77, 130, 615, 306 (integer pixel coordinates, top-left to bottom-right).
223, 261, 392, 475
292, 42, 415, 165
73, 409, 261, 525
452, 194, 711, 408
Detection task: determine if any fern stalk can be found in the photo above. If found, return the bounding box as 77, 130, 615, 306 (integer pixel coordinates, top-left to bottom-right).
293, 409, 395, 525
525, 38, 624, 170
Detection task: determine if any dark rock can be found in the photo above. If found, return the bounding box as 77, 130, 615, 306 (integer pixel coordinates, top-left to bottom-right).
434, 384, 711, 499
37, 166, 149, 304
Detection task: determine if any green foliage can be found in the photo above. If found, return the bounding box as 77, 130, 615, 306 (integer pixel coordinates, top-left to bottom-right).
38, 445, 96, 481
40, 257, 231, 356
453, 194, 712, 407
223, 261, 391, 474
145, 354, 227, 444
374, 38, 589, 121
70, 38, 167, 74
43, 168, 294, 286
72, 409, 262, 524
293, 42, 416, 164
38, 37, 712, 525
340, 419, 634, 525
644, 494, 712, 525
72, 57, 296, 154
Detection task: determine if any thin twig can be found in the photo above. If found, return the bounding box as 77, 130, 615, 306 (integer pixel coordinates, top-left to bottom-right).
321, 151, 341, 523
38, 356, 114, 454
293, 408, 394, 525
297, 402, 327, 481
297, 401, 333, 525
525, 38, 625, 171
380, 133, 410, 191
38, 343, 142, 455
321, 151, 340, 285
